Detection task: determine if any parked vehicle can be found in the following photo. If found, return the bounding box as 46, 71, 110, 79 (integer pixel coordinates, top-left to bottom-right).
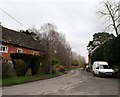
92, 61, 115, 77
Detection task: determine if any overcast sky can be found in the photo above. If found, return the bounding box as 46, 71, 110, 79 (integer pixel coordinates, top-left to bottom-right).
1, 0, 113, 62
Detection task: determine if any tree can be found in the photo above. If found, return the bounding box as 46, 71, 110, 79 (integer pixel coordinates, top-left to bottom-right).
91, 44, 105, 64
26, 23, 73, 73
71, 52, 86, 67
91, 35, 120, 69
97, 0, 119, 36
40, 23, 72, 73
87, 32, 115, 53
40, 23, 58, 74
54, 34, 72, 68
104, 35, 120, 65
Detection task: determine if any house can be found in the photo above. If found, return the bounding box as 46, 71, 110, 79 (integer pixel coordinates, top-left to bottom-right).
0, 25, 46, 61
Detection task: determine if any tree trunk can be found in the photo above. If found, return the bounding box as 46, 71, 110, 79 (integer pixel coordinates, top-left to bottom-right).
49, 42, 52, 75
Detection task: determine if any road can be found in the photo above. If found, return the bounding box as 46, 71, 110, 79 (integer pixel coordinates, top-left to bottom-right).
2, 69, 118, 95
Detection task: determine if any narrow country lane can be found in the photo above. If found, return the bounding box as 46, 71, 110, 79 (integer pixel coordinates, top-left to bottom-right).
2, 69, 118, 95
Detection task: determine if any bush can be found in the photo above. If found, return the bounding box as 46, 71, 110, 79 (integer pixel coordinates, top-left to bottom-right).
52, 58, 60, 65
11, 53, 42, 75
40, 63, 50, 74
10, 53, 33, 60
10, 53, 32, 65
59, 65, 65, 73
30, 55, 41, 75
13, 59, 29, 76
91, 44, 105, 64
104, 35, 120, 64
91, 35, 120, 69
2, 61, 15, 78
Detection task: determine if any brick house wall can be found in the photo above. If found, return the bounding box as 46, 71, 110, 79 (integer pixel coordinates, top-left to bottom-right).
1, 26, 47, 61
1, 43, 41, 60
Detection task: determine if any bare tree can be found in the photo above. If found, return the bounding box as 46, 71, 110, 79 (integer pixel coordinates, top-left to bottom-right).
97, 0, 119, 36
54, 34, 72, 68
40, 23, 58, 74
27, 23, 73, 73
71, 52, 86, 67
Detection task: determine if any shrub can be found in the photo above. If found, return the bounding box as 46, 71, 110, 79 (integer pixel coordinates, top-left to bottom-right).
39, 55, 50, 74
13, 59, 29, 76
104, 35, 120, 65
30, 55, 41, 75
59, 65, 65, 73
10, 53, 32, 65
91, 44, 105, 64
52, 58, 60, 65
91, 35, 120, 69
11, 53, 42, 75
2, 61, 15, 78
40, 63, 50, 74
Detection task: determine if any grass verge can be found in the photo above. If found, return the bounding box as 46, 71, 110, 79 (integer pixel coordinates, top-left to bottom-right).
66, 67, 79, 71
2, 72, 64, 87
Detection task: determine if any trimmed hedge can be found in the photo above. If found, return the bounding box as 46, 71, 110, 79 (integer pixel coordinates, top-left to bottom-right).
11, 53, 33, 65
10, 53, 42, 75
30, 55, 41, 75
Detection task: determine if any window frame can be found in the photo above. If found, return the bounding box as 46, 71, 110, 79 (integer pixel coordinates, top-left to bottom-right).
17, 48, 23, 53
0, 45, 8, 53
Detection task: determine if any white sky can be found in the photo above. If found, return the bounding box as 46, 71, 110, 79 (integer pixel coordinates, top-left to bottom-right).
1, 0, 115, 62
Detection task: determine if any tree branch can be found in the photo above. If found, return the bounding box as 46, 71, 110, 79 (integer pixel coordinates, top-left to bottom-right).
115, 15, 120, 21
107, 24, 113, 28
117, 24, 120, 28
98, 10, 109, 15
104, 1, 118, 36
113, 8, 118, 16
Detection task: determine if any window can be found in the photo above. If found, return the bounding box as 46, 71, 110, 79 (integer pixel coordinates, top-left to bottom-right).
17, 48, 22, 53
99, 65, 111, 69
0, 45, 8, 53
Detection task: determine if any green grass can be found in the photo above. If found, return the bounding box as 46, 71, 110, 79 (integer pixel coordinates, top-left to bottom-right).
2, 72, 64, 87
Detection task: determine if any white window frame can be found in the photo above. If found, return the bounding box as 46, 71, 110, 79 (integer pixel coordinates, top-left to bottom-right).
17, 48, 23, 53
0, 45, 8, 53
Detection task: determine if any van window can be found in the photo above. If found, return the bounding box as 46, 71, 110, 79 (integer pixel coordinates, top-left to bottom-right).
99, 65, 111, 69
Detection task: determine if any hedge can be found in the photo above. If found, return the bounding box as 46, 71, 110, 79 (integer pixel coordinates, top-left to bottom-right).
91, 44, 105, 64
104, 35, 120, 64
13, 59, 28, 76
10, 53, 42, 75
91, 35, 120, 68
30, 55, 41, 75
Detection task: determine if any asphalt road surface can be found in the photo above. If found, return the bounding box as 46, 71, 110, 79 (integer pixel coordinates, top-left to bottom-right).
2, 69, 118, 96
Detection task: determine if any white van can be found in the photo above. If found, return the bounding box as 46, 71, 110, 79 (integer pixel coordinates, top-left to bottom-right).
92, 61, 115, 77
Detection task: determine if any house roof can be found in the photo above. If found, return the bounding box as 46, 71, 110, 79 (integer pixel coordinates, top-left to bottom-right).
1, 26, 45, 51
